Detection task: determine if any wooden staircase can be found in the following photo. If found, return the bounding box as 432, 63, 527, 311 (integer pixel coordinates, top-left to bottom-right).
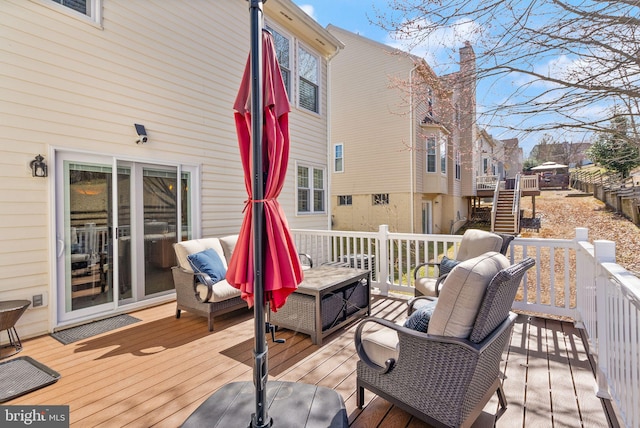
493, 188, 519, 233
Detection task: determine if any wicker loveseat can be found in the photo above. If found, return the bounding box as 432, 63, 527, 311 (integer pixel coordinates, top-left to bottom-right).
355, 254, 535, 427
172, 235, 247, 331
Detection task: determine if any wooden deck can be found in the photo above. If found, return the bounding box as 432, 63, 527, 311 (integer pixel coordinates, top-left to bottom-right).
7, 296, 617, 427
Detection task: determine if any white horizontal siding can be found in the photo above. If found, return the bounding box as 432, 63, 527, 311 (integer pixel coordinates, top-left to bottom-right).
1, 0, 334, 337
328, 26, 413, 196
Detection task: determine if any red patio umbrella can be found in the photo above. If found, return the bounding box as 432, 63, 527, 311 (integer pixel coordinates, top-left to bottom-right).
181, 4, 347, 427
226, 29, 303, 311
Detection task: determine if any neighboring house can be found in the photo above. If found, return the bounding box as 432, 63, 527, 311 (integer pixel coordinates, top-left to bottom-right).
1, 0, 341, 338
477, 128, 503, 178
327, 26, 477, 234
501, 138, 524, 178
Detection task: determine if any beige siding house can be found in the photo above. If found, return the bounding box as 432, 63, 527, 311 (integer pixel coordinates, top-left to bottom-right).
1, 0, 341, 338
327, 26, 477, 234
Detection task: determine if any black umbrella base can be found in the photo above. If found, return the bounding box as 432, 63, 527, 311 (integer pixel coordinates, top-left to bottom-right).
182, 381, 348, 428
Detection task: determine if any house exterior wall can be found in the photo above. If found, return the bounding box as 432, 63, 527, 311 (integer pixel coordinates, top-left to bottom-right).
328, 26, 414, 196
328, 25, 473, 234
1, 0, 340, 338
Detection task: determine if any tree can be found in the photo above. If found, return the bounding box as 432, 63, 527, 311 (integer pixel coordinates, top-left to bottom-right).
588, 116, 640, 177
373, 0, 640, 146
529, 134, 591, 166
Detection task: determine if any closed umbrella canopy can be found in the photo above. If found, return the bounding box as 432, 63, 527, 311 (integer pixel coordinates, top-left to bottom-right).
226, 30, 303, 312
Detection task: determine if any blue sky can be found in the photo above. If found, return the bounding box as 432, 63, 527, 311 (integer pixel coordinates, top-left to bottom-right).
292, 1, 546, 156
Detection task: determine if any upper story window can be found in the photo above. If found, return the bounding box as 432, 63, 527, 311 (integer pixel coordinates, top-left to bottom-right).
297, 165, 325, 214
440, 139, 447, 174
267, 26, 291, 97
334, 144, 344, 173
455, 150, 461, 180
48, 0, 101, 23
427, 88, 434, 119
298, 46, 319, 113
426, 137, 437, 173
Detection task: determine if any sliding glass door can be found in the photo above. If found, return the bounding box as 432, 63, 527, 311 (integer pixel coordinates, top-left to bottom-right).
56, 152, 195, 324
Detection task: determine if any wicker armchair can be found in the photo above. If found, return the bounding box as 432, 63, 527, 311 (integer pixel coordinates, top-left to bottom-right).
413, 229, 506, 297
356, 257, 535, 427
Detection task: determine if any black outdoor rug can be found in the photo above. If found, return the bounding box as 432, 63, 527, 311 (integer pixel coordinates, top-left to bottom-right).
51, 314, 141, 345
0, 356, 60, 402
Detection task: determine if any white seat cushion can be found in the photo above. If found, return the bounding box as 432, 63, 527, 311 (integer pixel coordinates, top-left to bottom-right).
195, 279, 241, 303
414, 277, 438, 297
428, 252, 509, 338
361, 327, 399, 368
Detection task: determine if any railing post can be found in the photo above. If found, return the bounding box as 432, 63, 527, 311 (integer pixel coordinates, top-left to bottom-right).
377, 224, 390, 296
594, 239, 615, 399
574, 228, 589, 328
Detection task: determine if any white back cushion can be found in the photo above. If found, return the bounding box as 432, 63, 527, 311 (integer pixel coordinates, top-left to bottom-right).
456, 229, 503, 261
428, 252, 510, 338
173, 238, 226, 272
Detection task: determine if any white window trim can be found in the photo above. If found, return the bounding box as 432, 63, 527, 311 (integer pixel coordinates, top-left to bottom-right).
426, 136, 437, 173
296, 162, 326, 215
33, 0, 103, 26
296, 41, 321, 115
334, 143, 344, 173
440, 138, 447, 175
265, 20, 293, 98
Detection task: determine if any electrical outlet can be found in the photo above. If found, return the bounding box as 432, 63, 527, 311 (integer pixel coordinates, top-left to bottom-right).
33, 294, 43, 307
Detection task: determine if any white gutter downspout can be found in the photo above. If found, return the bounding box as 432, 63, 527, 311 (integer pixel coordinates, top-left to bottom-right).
326, 47, 341, 230
409, 64, 419, 233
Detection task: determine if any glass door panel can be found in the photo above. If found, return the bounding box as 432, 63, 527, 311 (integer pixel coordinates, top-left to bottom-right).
142, 167, 178, 296
57, 157, 115, 321
117, 165, 133, 302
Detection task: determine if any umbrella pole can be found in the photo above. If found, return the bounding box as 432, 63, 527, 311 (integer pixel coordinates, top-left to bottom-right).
249, 1, 270, 427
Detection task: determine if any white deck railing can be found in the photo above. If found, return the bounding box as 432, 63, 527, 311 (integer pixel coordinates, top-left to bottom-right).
292, 225, 638, 427
476, 175, 499, 191
520, 174, 540, 192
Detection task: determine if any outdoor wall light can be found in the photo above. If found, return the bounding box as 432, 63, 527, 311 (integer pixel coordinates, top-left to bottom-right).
30, 154, 48, 178
135, 123, 148, 144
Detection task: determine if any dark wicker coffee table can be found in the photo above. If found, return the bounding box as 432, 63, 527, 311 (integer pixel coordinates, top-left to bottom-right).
270, 266, 370, 345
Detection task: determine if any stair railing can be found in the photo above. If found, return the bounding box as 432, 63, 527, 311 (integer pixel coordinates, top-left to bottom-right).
490, 174, 501, 231
512, 173, 521, 232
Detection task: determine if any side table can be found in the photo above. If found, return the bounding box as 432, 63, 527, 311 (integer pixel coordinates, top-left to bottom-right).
0, 300, 31, 359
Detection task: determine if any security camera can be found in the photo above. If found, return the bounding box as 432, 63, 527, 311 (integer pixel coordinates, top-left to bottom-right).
134, 123, 148, 144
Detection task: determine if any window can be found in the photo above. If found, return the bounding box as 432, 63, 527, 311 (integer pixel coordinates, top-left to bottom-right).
49, 0, 101, 22
334, 144, 344, 173
427, 88, 434, 118
338, 195, 352, 206
455, 150, 461, 180
372, 194, 389, 205
298, 46, 319, 113
483, 158, 490, 175
440, 139, 447, 174
297, 165, 325, 213
426, 137, 436, 172
267, 25, 291, 96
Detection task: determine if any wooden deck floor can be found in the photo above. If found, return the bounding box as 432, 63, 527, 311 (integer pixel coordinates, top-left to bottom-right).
6, 296, 616, 427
